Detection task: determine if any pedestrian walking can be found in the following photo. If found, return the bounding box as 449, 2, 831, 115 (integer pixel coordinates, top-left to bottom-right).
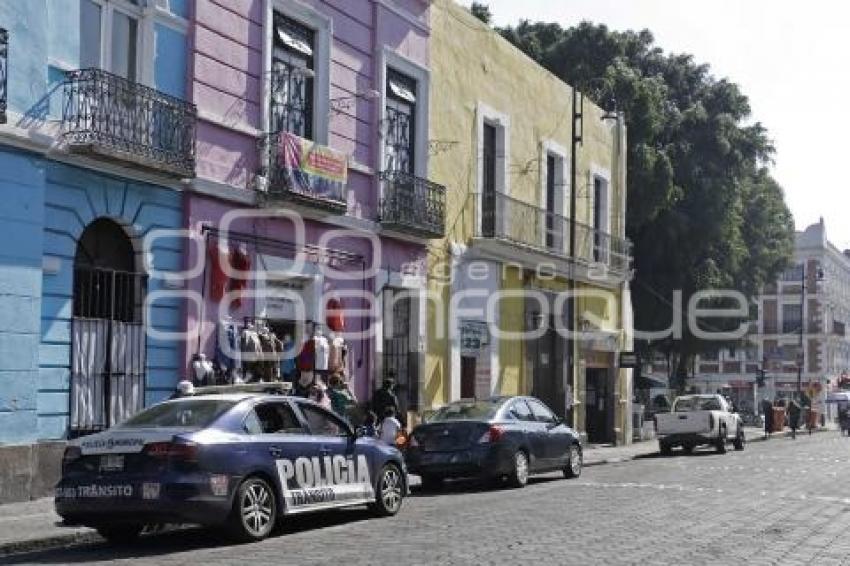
372, 374, 400, 423
788, 398, 801, 439
761, 398, 774, 439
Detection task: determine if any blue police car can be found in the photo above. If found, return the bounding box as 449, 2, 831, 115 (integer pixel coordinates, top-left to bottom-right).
55, 389, 407, 543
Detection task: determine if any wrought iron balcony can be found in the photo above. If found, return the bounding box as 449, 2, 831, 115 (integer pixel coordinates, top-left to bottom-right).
0, 28, 7, 124
474, 191, 633, 275
379, 170, 446, 238
262, 132, 348, 214
61, 68, 197, 178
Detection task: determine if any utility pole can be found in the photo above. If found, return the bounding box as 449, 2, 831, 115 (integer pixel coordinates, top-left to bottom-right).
798, 262, 805, 400
568, 86, 583, 428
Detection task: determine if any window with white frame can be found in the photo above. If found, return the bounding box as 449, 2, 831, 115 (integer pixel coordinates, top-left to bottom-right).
384, 69, 417, 174
263, 1, 330, 145
477, 105, 509, 239
541, 143, 567, 251
76, 0, 188, 92
270, 13, 315, 139
80, 0, 142, 81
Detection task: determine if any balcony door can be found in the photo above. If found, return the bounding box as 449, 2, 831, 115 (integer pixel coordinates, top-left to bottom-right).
481, 123, 498, 238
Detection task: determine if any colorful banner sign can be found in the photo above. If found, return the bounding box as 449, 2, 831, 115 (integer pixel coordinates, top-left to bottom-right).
277, 132, 347, 202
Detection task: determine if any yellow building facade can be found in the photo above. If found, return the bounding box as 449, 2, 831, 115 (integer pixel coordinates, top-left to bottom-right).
424, 0, 634, 444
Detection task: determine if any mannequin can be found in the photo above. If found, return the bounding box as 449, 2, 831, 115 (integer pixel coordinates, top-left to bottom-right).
313, 326, 330, 372
191, 353, 214, 386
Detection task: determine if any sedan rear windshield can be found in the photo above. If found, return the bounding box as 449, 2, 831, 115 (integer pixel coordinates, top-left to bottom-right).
673, 397, 722, 412
118, 400, 236, 429
428, 401, 501, 422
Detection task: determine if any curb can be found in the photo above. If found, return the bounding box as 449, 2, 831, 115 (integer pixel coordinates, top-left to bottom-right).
0, 529, 100, 558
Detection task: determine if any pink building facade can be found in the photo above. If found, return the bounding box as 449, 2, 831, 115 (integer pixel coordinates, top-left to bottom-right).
182, 0, 441, 412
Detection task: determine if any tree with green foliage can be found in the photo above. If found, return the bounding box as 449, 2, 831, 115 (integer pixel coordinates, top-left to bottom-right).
493, 19, 796, 389
470, 2, 492, 25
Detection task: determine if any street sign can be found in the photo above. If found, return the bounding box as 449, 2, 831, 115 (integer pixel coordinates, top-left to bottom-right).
619, 351, 640, 369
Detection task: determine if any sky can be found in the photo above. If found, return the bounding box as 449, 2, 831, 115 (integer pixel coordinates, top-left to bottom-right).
462, 0, 850, 249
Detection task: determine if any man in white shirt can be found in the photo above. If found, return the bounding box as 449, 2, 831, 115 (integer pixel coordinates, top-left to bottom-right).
379, 407, 402, 446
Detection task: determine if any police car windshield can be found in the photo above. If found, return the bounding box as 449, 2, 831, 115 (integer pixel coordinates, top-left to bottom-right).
119, 400, 236, 429
429, 400, 501, 422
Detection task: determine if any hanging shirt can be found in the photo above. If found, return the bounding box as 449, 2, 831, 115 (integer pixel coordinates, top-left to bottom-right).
281, 337, 296, 377
229, 245, 251, 308
328, 336, 344, 374
314, 335, 330, 371
208, 240, 229, 302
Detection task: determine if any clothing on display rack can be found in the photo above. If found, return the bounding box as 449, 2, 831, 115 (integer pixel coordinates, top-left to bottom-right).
215, 318, 241, 381
314, 331, 330, 372
191, 354, 215, 386
281, 334, 296, 379
229, 245, 251, 308
208, 240, 229, 302
240, 324, 263, 381
328, 334, 346, 375
326, 297, 345, 332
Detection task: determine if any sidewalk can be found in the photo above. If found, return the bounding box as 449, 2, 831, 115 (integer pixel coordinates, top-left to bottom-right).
0, 425, 835, 557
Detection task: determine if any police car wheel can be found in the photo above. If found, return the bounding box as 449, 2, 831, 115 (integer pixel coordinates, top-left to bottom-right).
96, 524, 143, 544
370, 464, 404, 517
229, 477, 277, 542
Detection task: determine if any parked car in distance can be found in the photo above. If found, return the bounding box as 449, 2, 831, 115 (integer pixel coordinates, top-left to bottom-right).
405, 396, 582, 490
655, 394, 745, 455
55, 391, 407, 544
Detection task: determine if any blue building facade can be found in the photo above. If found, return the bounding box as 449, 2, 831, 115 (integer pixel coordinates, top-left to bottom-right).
0, 0, 193, 500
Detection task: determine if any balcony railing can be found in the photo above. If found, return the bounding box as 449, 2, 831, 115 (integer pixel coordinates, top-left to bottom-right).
0, 28, 7, 124
61, 68, 196, 178
379, 170, 446, 238
263, 132, 348, 213
474, 192, 633, 275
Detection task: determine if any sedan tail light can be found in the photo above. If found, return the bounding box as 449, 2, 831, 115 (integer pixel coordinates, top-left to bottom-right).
144, 441, 199, 462
478, 425, 505, 444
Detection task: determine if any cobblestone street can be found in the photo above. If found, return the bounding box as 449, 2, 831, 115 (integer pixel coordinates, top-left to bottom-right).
6, 431, 850, 565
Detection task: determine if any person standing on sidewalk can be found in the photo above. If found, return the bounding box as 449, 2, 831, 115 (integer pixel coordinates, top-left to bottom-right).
788, 398, 802, 439
762, 398, 774, 439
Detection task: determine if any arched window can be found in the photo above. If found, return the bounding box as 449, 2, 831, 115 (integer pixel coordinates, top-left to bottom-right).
73, 218, 139, 322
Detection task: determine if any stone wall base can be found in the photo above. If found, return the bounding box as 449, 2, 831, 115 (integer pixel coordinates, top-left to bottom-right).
0, 441, 66, 504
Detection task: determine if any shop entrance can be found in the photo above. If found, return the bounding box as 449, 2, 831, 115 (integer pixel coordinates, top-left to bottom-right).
585, 368, 613, 443
70, 218, 147, 436
383, 290, 416, 415
530, 314, 566, 418
460, 356, 476, 398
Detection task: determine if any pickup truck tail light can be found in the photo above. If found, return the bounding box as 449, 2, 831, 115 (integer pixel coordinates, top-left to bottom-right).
709, 414, 715, 430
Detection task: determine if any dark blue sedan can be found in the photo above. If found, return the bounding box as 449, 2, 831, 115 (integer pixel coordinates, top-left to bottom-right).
55, 393, 407, 543
405, 396, 582, 489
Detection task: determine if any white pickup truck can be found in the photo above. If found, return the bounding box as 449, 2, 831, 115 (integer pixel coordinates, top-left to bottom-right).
655, 394, 745, 455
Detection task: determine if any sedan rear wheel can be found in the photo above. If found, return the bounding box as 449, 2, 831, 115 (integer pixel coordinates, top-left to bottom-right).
563, 444, 582, 479
228, 477, 276, 542
508, 450, 530, 488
